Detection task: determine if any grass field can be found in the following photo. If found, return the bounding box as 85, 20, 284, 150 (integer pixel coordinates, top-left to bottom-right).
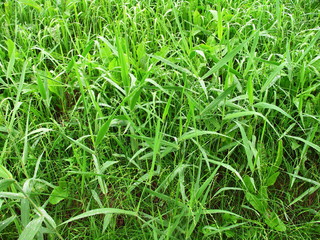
0, 0, 320, 239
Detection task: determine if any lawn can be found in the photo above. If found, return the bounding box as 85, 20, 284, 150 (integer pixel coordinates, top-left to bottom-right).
0, 0, 319, 239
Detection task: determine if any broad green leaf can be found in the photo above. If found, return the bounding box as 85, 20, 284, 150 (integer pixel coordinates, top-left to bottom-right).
60, 208, 138, 225
49, 181, 68, 205
245, 192, 267, 214
243, 175, 256, 193
259, 186, 268, 200
45, 70, 61, 97
265, 172, 280, 187
18, 217, 44, 240
264, 211, 286, 231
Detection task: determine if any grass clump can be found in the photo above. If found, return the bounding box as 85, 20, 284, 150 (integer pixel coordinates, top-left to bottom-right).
0, 0, 319, 239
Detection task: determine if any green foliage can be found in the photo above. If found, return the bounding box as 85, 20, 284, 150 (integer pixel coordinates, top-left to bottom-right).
0, 0, 319, 239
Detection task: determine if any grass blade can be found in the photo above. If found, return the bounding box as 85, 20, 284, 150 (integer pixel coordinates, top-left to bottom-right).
18, 217, 44, 240
201, 33, 255, 80
60, 208, 138, 226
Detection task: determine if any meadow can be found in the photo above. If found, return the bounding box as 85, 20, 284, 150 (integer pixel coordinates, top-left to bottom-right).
0, 0, 319, 239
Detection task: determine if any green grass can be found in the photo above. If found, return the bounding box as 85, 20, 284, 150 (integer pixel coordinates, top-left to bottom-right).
0, 0, 319, 239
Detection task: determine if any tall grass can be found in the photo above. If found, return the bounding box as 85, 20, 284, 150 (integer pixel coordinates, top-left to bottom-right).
0, 0, 319, 239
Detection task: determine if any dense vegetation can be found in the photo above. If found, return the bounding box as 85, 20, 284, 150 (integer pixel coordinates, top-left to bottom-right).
0, 0, 319, 239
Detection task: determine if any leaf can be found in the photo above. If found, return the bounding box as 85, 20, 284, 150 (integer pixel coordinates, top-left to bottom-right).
97, 36, 118, 56
179, 130, 230, 142
208, 159, 244, 184
247, 77, 254, 105
18, 0, 42, 11
96, 115, 116, 146
202, 209, 243, 219
236, 122, 254, 172
201, 85, 236, 115
286, 135, 320, 153
254, 102, 294, 120
275, 140, 283, 169
5, 39, 16, 79
37, 207, 56, 229
102, 214, 113, 233
18, 217, 44, 240
224, 111, 279, 136
224, 111, 259, 120
36, 74, 48, 102
101, 161, 118, 173
0, 216, 16, 232
0, 179, 15, 191
203, 222, 247, 236
297, 30, 320, 64
0, 165, 13, 179
289, 185, 320, 206
60, 208, 138, 226
245, 192, 267, 214
93, 155, 107, 195
264, 211, 286, 231
265, 172, 280, 187
45, 70, 61, 97
149, 55, 208, 98
260, 62, 286, 92
243, 175, 256, 193
66, 136, 95, 155
0, 192, 25, 199
49, 181, 68, 205
81, 40, 94, 57
201, 33, 254, 80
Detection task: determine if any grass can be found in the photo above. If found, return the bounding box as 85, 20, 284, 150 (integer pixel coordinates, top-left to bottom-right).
0, 0, 319, 239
